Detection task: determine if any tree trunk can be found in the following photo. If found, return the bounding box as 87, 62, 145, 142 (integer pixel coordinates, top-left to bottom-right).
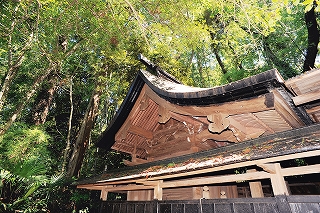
32, 74, 57, 125
303, 4, 319, 72
61, 77, 74, 174
0, 63, 57, 136
263, 36, 297, 79
66, 87, 101, 177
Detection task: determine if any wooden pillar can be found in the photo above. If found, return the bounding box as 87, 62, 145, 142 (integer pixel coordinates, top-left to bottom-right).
153, 180, 163, 200
270, 163, 289, 195
100, 187, 109, 201
247, 169, 264, 198
259, 163, 289, 196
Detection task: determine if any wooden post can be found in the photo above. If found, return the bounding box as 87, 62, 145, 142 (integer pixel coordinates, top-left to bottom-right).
153, 180, 163, 200
247, 169, 264, 198
260, 163, 290, 196
100, 187, 109, 201
271, 163, 289, 195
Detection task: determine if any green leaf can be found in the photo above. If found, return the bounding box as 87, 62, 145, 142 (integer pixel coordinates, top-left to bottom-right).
302, 0, 314, 5
293, 0, 300, 5
305, 3, 313, 12
286, 7, 292, 14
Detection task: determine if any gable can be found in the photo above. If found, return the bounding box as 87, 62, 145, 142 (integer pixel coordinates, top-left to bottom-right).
96, 68, 320, 166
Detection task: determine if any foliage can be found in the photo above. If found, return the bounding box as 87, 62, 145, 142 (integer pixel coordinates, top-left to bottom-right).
0, 0, 319, 211
0, 123, 51, 173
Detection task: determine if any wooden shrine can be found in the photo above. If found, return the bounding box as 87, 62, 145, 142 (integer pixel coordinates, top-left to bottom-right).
77, 56, 320, 211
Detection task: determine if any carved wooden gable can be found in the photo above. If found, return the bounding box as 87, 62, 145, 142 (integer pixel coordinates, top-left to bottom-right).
104, 69, 319, 166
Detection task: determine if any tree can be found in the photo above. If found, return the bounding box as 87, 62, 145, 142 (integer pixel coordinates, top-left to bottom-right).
303, 0, 320, 71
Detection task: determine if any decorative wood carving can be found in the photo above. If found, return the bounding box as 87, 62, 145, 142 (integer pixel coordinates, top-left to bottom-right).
207, 113, 229, 133
115, 119, 132, 141
140, 94, 149, 110
158, 105, 171, 123
196, 129, 237, 143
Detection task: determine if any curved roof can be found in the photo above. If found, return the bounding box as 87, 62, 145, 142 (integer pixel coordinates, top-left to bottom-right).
96, 69, 286, 150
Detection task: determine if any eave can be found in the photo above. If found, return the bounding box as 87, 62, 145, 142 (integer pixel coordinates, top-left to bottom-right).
77, 123, 320, 189
96, 69, 293, 150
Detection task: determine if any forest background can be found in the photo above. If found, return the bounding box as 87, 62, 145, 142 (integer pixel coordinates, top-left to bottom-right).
0, 0, 319, 212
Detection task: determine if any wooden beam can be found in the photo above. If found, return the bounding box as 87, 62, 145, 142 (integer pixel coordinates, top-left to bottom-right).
170, 112, 209, 126
281, 164, 320, 176
138, 150, 320, 182
128, 125, 153, 139
292, 90, 320, 106
102, 185, 154, 192
145, 86, 274, 116
90, 150, 320, 186
77, 184, 103, 190
258, 163, 276, 174
157, 171, 270, 188
306, 105, 320, 114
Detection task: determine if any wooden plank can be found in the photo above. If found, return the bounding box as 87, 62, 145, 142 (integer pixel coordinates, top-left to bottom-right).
248, 113, 275, 133
273, 90, 304, 128
292, 90, 320, 106
247, 169, 264, 198
148, 137, 190, 157
152, 122, 185, 142
163, 188, 193, 200
127, 190, 153, 201
285, 69, 320, 94
306, 105, 320, 114
145, 86, 274, 116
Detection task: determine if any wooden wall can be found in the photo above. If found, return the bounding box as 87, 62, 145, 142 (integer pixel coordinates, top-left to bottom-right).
127, 185, 239, 201
100, 195, 320, 213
